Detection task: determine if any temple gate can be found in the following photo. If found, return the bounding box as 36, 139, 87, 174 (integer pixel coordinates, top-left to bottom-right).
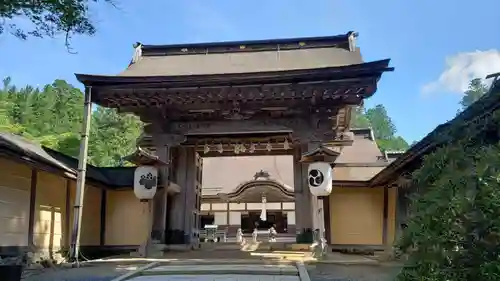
73, 31, 393, 248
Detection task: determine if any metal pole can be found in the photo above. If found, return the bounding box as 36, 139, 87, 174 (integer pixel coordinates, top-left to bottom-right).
70, 86, 92, 263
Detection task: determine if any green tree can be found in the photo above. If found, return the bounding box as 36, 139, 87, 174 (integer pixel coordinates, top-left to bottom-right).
365, 105, 396, 140
350, 104, 410, 152
365, 105, 409, 151
0, 77, 143, 166
0, 99, 25, 134
397, 110, 500, 281
89, 106, 143, 166
1, 0, 115, 49
350, 106, 371, 128
460, 78, 489, 110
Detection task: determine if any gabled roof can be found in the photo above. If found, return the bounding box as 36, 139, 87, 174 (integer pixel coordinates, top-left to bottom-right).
0, 132, 74, 174
115, 32, 360, 77
369, 73, 500, 186
123, 147, 168, 166
335, 128, 385, 164
213, 179, 294, 203
300, 146, 340, 163
0, 132, 135, 189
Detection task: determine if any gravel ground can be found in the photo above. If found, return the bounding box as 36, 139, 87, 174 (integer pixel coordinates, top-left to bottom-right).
22, 263, 143, 281
307, 264, 401, 281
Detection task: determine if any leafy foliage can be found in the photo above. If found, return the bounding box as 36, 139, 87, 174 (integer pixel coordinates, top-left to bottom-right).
0, 0, 114, 50
396, 80, 500, 281
350, 104, 409, 152
89, 106, 143, 166
460, 78, 489, 110
0, 77, 142, 167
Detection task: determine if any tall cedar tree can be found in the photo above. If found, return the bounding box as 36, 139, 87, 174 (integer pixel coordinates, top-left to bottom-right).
0, 77, 142, 167
350, 104, 409, 152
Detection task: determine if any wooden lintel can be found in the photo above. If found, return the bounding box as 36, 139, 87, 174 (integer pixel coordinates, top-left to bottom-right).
96, 81, 372, 111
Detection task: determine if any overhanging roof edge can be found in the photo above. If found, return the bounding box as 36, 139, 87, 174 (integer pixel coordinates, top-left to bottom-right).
75, 59, 393, 87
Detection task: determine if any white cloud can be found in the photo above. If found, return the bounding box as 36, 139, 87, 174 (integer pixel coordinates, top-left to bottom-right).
422, 49, 500, 95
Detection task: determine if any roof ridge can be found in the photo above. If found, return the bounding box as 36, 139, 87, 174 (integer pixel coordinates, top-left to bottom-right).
138, 32, 356, 51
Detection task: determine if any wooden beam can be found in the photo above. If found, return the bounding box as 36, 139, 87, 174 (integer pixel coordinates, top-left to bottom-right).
65, 179, 71, 247
100, 189, 107, 246
382, 185, 389, 245
194, 148, 294, 158
27, 169, 38, 248
111, 94, 364, 113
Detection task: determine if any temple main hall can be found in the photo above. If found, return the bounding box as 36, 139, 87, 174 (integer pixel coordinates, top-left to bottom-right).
199, 128, 403, 239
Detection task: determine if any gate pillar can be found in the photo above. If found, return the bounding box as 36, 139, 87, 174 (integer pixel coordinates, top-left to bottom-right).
151, 135, 174, 244
293, 144, 314, 242
170, 146, 201, 247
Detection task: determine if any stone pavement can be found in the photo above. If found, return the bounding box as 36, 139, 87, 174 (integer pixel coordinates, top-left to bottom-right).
22, 263, 141, 281
108, 260, 306, 281
122, 262, 304, 281
21, 250, 401, 281
130, 275, 300, 281
307, 263, 402, 281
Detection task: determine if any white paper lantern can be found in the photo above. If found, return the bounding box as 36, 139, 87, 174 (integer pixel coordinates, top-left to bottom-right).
260, 196, 267, 221
134, 166, 158, 201
307, 162, 333, 197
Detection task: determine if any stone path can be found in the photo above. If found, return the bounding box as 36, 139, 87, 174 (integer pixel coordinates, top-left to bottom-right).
114, 261, 306, 281
307, 264, 401, 281
22, 263, 150, 281
21, 257, 401, 281
130, 275, 299, 281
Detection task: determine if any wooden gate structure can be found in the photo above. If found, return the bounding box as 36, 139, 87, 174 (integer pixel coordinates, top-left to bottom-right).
74, 31, 393, 247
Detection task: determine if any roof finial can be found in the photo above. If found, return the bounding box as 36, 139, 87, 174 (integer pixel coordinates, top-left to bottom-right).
131, 42, 143, 64
348, 31, 358, 52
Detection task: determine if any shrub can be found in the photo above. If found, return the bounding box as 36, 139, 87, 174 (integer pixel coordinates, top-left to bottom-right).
396, 108, 500, 280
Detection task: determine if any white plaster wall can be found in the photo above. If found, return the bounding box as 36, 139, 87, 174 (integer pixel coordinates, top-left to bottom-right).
211, 203, 227, 211
229, 212, 241, 225
213, 212, 227, 225
287, 211, 296, 225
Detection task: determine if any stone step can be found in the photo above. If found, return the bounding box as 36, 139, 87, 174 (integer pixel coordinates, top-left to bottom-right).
200, 243, 242, 250
129, 250, 164, 258
142, 263, 299, 276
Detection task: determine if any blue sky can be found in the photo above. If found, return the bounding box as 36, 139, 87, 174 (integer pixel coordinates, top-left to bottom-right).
1, 0, 499, 143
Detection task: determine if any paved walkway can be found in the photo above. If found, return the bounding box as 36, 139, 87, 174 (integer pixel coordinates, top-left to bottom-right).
21, 250, 400, 281
106, 261, 307, 281
307, 263, 401, 281
22, 263, 135, 281
131, 275, 299, 281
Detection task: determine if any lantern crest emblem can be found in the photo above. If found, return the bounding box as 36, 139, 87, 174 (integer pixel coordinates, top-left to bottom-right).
134, 166, 158, 201
139, 173, 157, 190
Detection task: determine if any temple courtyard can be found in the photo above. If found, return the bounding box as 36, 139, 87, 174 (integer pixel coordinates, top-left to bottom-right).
22, 256, 401, 281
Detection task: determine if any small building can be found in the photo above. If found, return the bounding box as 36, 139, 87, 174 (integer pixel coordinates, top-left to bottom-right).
0, 132, 147, 258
